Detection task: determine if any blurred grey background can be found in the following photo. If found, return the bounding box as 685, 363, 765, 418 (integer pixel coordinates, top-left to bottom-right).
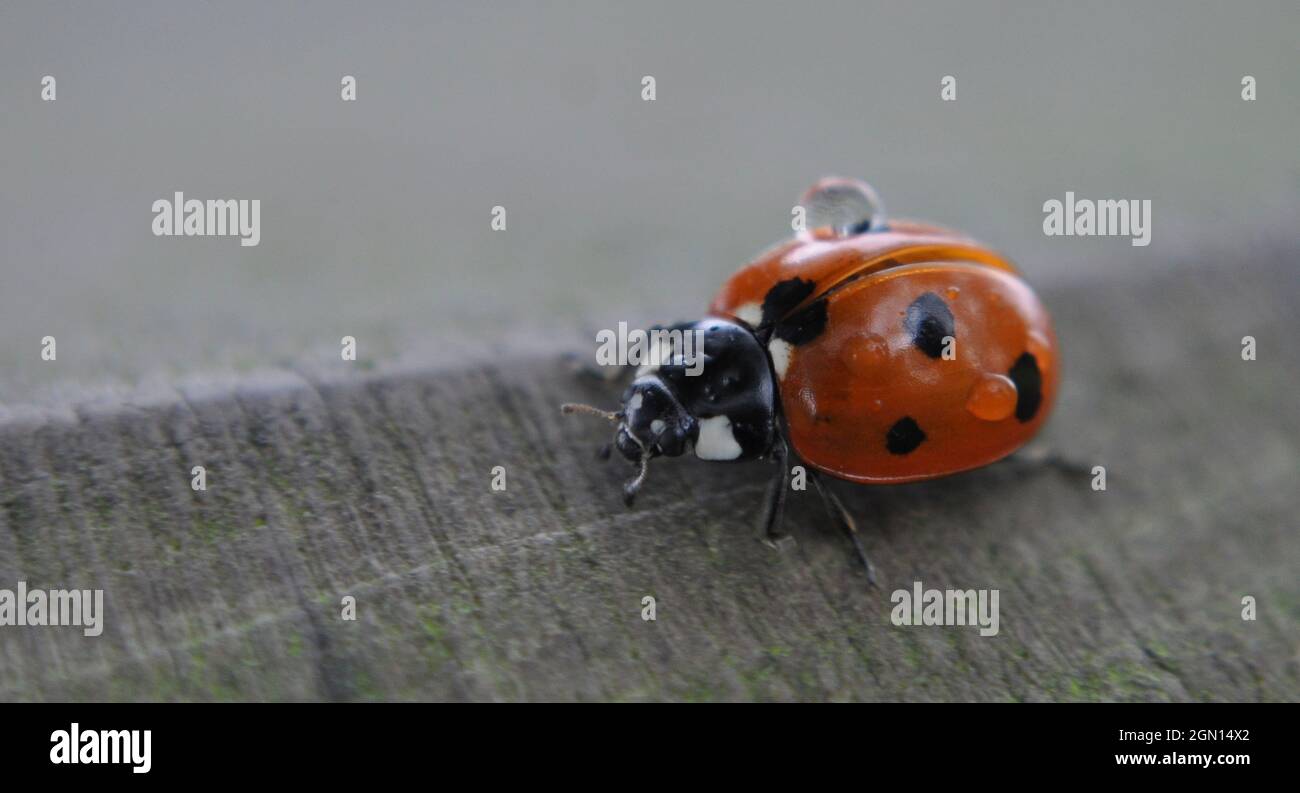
2, 0, 1297, 408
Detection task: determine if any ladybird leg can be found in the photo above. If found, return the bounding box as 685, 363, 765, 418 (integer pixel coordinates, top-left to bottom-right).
809, 470, 877, 586
760, 439, 794, 550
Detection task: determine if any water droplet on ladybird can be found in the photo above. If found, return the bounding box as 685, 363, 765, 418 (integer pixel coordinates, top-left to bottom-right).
800, 177, 886, 237
966, 373, 1018, 421
946, 286, 960, 300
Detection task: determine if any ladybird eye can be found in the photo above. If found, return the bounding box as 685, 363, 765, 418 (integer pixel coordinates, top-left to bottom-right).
801, 177, 887, 237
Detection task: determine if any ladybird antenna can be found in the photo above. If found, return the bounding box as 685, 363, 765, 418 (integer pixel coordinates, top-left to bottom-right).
623, 425, 668, 506
623, 453, 650, 506
560, 403, 622, 424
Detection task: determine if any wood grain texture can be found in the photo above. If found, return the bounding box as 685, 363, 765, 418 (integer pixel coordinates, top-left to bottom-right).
0, 253, 1296, 702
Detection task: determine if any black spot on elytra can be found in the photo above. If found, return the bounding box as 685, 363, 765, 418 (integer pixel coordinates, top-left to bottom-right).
1007, 352, 1042, 422
773, 298, 828, 346
904, 292, 955, 359
886, 416, 926, 455
760, 278, 817, 327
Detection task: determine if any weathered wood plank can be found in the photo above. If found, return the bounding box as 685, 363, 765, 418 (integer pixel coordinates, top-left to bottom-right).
0, 254, 1296, 701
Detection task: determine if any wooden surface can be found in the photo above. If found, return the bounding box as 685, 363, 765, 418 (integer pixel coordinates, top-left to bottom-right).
0, 252, 1296, 702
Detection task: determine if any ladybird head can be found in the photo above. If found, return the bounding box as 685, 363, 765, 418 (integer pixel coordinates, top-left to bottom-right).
614, 376, 697, 462
562, 318, 778, 506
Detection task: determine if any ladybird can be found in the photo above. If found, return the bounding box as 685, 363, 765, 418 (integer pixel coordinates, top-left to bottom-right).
563, 178, 1058, 579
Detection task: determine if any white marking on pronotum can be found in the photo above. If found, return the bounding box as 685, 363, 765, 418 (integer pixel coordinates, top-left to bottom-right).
768, 338, 792, 380
734, 302, 762, 328
695, 415, 742, 460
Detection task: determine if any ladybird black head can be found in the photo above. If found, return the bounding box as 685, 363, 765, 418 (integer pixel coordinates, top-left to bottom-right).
562, 318, 779, 506
615, 377, 697, 461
